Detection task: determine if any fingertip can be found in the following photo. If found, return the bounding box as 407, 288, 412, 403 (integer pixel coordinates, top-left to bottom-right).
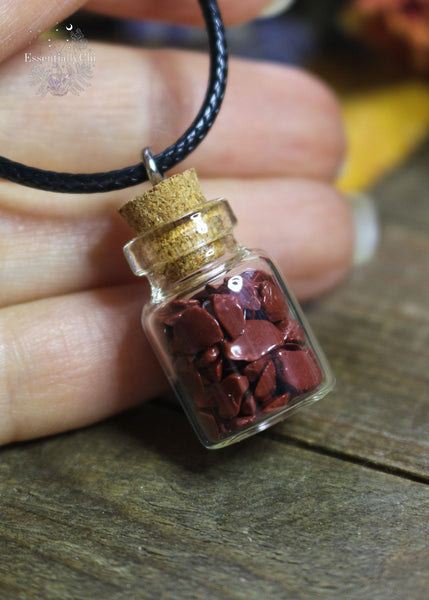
281, 184, 354, 299
291, 266, 351, 302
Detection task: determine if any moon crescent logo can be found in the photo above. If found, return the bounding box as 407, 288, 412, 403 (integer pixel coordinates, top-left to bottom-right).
65, 24, 73, 31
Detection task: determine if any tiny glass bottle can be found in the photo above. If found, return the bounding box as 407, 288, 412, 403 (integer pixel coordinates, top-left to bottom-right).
119, 169, 334, 449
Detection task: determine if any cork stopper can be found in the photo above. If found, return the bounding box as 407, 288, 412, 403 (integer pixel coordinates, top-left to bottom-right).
119, 169, 237, 284
119, 169, 205, 234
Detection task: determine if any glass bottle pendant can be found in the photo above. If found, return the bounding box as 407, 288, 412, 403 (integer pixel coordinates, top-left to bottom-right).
119, 168, 334, 449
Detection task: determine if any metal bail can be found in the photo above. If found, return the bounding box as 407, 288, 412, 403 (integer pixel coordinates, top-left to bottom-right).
142, 147, 164, 187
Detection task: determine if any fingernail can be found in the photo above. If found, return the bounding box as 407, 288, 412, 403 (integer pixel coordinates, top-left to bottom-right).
349, 193, 380, 265
258, 0, 296, 18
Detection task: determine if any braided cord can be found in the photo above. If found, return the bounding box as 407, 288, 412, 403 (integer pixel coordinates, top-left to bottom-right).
0, 0, 228, 193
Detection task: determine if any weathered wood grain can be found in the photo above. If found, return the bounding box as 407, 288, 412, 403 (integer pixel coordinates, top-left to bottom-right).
1, 403, 429, 600
274, 141, 429, 480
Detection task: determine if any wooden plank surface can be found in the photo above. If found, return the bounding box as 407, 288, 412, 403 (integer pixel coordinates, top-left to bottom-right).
1, 403, 429, 600
275, 140, 429, 480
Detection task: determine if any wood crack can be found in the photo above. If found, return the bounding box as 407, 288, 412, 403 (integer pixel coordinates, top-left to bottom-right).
267, 431, 429, 485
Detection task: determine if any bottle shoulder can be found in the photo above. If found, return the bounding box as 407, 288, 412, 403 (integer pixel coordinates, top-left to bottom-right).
143, 246, 279, 316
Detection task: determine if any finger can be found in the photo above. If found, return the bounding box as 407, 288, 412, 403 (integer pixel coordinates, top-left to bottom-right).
0, 0, 276, 65
0, 282, 167, 446
0, 47, 345, 181
0, 178, 353, 306
0, 0, 87, 63
84, 0, 276, 26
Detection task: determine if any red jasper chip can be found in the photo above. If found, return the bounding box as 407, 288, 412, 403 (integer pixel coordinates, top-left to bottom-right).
277, 318, 306, 345
241, 394, 257, 416
205, 283, 218, 292
159, 298, 200, 326
194, 282, 230, 302
262, 393, 291, 413
212, 294, 245, 339
236, 287, 261, 310
259, 280, 289, 322
217, 374, 249, 419
223, 373, 249, 400
217, 395, 240, 420
243, 269, 273, 285
173, 306, 223, 354
198, 410, 220, 441
196, 345, 220, 368
255, 360, 276, 400
227, 415, 256, 431
243, 356, 269, 382
193, 288, 213, 303
200, 357, 223, 382
175, 359, 207, 407
223, 320, 284, 362
225, 276, 261, 310
274, 349, 322, 392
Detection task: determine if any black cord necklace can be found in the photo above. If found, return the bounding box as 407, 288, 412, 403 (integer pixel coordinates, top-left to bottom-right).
0, 0, 228, 194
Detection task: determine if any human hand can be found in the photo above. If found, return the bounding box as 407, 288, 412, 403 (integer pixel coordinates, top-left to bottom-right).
0, 0, 353, 446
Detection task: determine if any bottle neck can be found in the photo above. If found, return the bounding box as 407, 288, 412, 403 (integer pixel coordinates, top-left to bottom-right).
123, 197, 240, 302
148, 236, 245, 304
